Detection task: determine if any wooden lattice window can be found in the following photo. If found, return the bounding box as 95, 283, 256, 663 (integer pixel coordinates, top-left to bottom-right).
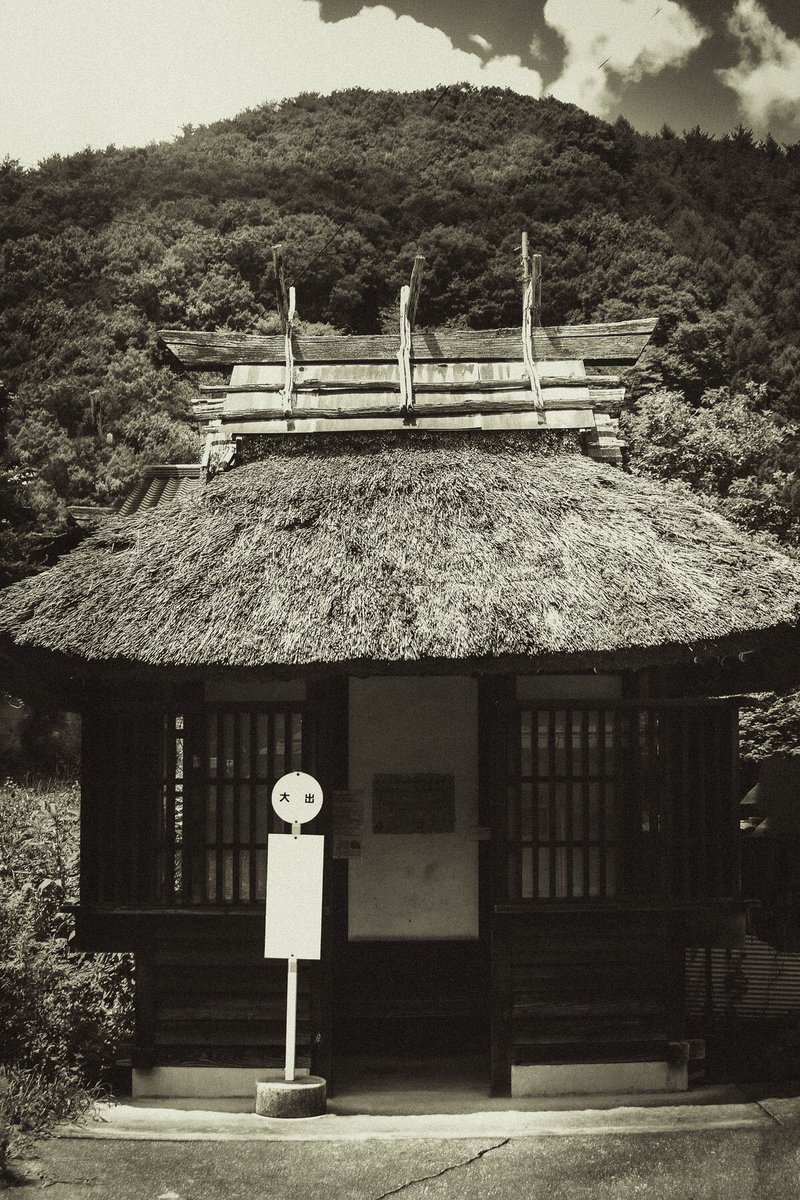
159, 704, 305, 906
510, 707, 618, 900
505, 702, 739, 904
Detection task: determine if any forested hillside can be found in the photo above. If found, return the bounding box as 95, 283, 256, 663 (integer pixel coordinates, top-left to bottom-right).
3, 85, 800, 585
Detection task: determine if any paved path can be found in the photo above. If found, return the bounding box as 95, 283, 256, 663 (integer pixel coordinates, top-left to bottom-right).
39, 1095, 786, 1140
4, 1094, 800, 1199
6, 1123, 800, 1200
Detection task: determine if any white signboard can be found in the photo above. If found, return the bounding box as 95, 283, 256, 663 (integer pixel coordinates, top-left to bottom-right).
264, 833, 324, 960
271, 771, 324, 825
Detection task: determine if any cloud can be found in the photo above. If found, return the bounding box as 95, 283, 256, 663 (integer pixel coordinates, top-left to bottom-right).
717, 0, 800, 138
468, 33, 493, 55
0, 0, 542, 165
543, 0, 707, 116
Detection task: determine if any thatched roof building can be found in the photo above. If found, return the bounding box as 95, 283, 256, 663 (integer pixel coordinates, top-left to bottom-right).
2, 431, 800, 674
5, 247, 800, 1106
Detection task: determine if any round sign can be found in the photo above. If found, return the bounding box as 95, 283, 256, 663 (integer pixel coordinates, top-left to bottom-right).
271, 771, 324, 825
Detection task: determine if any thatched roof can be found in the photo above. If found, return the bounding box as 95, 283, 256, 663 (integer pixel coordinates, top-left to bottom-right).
2, 432, 800, 672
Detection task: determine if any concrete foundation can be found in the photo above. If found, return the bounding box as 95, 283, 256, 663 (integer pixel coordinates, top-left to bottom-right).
511, 1062, 688, 1097
132, 1066, 308, 1099
255, 1076, 327, 1118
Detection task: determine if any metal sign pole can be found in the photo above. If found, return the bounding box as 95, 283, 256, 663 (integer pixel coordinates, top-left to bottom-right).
265, 772, 324, 1091
285, 956, 298, 1082
284, 818, 301, 1083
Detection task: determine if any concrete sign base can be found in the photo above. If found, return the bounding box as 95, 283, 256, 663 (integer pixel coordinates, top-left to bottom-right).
255, 1076, 327, 1119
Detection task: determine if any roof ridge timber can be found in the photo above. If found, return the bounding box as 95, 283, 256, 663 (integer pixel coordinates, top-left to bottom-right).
159, 318, 657, 369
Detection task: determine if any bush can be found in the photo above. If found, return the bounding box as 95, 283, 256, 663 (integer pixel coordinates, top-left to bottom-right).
0, 778, 133, 1167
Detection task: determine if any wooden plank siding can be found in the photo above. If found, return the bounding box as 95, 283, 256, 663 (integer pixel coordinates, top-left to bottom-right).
333, 941, 489, 1058
159, 318, 657, 369
212, 358, 598, 433
132, 927, 313, 1071
503, 912, 684, 1069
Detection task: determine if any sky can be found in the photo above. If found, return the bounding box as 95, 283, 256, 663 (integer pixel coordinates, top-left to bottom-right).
1, 0, 800, 167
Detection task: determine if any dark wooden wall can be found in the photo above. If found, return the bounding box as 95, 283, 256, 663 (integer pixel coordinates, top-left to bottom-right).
132, 917, 313, 1071
491, 911, 684, 1093
80, 705, 163, 906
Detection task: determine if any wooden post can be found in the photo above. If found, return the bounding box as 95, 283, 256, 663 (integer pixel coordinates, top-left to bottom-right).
282, 285, 296, 417
398, 284, 413, 418
283, 818, 303, 1081
531, 253, 542, 327
272, 244, 290, 332
521, 235, 544, 411
200, 431, 214, 482
408, 254, 425, 329
399, 256, 425, 420
133, 944, 156, 1070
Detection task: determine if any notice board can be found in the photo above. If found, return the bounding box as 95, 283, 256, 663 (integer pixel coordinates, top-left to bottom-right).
372, 773, 455, 834
264, 834, 324, 960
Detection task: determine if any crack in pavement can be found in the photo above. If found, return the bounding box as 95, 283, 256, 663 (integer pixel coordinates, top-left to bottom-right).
372, 1138, 510, 1199
41, 1179, 98, 1189
753, 1099, 783, 1127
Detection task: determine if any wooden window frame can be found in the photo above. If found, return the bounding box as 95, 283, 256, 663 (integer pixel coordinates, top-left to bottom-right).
499, 699, 740, 909
159, 702, 308, 908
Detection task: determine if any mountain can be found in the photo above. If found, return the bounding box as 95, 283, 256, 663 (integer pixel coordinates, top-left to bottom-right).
2, 85, 800, 582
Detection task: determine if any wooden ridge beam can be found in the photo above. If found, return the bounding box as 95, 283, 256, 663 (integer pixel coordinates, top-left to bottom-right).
159, 319, 658, 368
218, 395, 595, 422
200, 374, 623, 395
220, 409, 596, 435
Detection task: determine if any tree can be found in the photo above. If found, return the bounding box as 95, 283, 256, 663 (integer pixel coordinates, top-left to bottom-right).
622, 385, 800, 542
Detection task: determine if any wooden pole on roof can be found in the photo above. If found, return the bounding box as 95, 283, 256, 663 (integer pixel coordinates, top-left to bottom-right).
282, 285, 296, 417
272, 245, 296, 414
408, 255, 425, 329
520, 233, 544, 411
531, 253, 543, 327
272, 244, 290, 332
399, 256, 425, 420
